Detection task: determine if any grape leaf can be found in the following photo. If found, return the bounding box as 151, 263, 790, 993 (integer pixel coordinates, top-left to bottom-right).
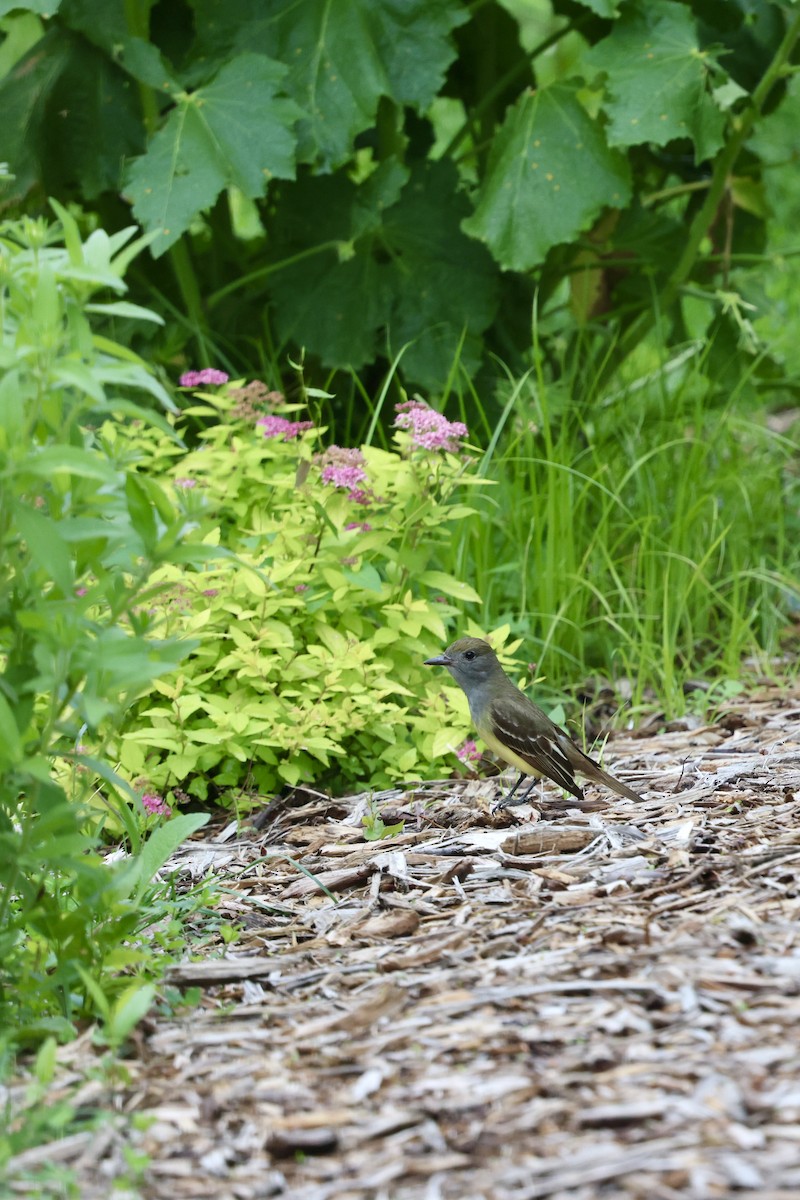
189, 0, 468, 169
382, 162, 499, 384
57, 0, 129, 49
125, 53, 302, 256
0, 26, 140, 205
269, 160, 498, 385
0, 28, 71, 204
585, 0, 726, 162
462, 83, 631, 272
46, 35, 143, 198
268, 168, 400, 369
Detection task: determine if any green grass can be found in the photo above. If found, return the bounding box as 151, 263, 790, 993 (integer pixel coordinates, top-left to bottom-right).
443, 341, 800, 715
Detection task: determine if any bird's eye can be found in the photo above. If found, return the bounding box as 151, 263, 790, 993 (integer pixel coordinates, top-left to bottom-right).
464, 650, 476, 661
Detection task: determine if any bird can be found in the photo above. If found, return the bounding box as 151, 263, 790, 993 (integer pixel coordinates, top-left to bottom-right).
424, 636, 642, 807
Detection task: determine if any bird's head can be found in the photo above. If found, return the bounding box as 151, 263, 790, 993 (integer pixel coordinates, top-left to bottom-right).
424, 636, 502, 689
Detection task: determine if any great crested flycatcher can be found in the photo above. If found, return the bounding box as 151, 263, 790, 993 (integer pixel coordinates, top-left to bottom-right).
425, 636, 642, 805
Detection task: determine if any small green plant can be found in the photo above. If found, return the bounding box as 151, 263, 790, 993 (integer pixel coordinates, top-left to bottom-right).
0, 208, 211, 1047
362, 797, 404, 842
109, 378, 486, 805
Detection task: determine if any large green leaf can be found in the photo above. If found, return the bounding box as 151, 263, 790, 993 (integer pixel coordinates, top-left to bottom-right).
0, 26, 142, 205
462, 83, 631, 272
274, 250, 392, 371
125, 53, 302, 256
12, 504, 74, 596
585, 0, 726, 163
0, 27, 71, 205
190, 0, 468, 169
382, 162, 499, 385
268, 160, 498, 385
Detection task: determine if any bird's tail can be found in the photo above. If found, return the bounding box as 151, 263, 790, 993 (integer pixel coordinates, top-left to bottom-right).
565, 743, 643, 802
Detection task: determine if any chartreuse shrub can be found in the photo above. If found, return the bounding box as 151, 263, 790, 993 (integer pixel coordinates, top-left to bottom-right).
0, 208, 211, 1047
109, 381, 492, 807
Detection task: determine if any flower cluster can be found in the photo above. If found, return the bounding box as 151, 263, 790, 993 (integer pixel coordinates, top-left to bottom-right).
179, 368, 229, 387
317, 446, 372, 503
231, 380, 286, 422
175, 477, 197, 490
257, 414, 315, 441
345, 521, 372, 532
394, 399, 468, 453
457, 740, 481, 764
141, 791, 171, 816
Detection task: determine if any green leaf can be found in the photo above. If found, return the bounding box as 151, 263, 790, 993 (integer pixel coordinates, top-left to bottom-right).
44, 30, 143, 198
52, 360, 106, 402
417, 572, 482, 604
126, 53, 302, 256
342, 564, 384, 593
85, 301, 165, 324
270, 160, 499, 386
34, 1036, 58, 1085
106, 982, 156, 1046
24, 445, 118, 483
430, 726, 462, 758
133, 813, 209, 902
126, 475, 158, 554
117, 35, 180, 93
0, 25, 142, 205
191, 0, 468, 169
0, 692, 23, 770
13, 504, 74, 595
75, 965, 111, 1020
382, 162, 499, 386
462, 82, 632, 271
585, 0, 726, 163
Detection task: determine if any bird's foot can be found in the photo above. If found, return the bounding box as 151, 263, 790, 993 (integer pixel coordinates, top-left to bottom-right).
492, 790, 537, 814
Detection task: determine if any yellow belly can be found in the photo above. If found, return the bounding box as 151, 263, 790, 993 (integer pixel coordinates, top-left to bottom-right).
477, 724, 544, 778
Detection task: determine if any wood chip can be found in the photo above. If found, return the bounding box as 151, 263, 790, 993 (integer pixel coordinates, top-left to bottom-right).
10, 681, 800, 1199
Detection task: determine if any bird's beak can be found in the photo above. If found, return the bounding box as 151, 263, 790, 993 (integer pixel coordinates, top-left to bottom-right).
424, 653, 452, 667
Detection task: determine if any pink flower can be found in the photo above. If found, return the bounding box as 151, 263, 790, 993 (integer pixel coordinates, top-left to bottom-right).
179, 368, 229, 387
347, 488, 371, 506
457, 740, 481, 764
203, 588, 219, 597
175, 477, 197, 489
316, 446, 365, 484
141, 792, 171, 816
75, 586, 88, 597
344, 521, 372, 532
294, 584, 309, 592
394, 400, 468, 452
321, 464, 367, 489
258, 414, 314, 441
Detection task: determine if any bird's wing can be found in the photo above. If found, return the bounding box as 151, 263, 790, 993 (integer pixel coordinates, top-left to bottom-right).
488, 696, 581, 798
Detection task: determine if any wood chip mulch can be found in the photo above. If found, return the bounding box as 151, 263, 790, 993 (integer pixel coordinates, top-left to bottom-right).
8, 683, 800, 1199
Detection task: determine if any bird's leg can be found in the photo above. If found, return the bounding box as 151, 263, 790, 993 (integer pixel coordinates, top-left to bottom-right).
495, 772, 536, 810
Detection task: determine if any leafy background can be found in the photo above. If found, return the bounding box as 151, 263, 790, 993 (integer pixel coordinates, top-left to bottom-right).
2, 0, 797, 397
